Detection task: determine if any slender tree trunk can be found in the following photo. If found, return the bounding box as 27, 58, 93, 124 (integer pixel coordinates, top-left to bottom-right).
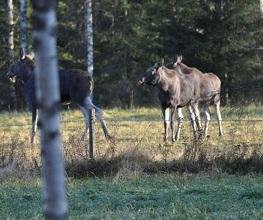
7, 0, 14, 62
20, 0, 28, 54
31, 0, 68, 219
15, 0, 28, 110
260, 0, 263, 16
7, 0, 17, 110
85, 0, 95, 158
86, 0, 93, 77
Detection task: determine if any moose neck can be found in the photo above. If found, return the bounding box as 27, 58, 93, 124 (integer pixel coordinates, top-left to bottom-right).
157, 66, 179, 91
22, 61, 35, 84
178, 63, 192, 74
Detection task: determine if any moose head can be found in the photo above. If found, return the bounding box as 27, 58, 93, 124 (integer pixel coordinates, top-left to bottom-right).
6, 50, 35, 84
137, 58, 165, 86
172, 55, 183, 68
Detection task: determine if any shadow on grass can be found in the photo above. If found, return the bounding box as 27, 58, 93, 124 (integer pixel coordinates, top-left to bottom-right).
1, 135, 262, 179
66, 145, 263, 178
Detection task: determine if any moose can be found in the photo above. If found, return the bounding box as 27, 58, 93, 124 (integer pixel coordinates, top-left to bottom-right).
6, 52, 112, 144
172, 55, 223, 138
137, 59, 203, 142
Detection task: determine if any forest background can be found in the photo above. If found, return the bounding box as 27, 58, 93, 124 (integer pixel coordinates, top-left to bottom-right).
0, 0, 262, 110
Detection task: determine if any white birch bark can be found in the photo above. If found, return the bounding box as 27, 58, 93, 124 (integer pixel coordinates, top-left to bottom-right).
7, 0, 17, 109
31, 0, 68, 219
86, 0, 93, 77
86, 0, 95, 157
260, 0, 263, 16
7, 0, 14, 62
20, 0, 28, 54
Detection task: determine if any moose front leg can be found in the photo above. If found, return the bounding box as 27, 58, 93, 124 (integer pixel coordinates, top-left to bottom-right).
175, 107, 183, 141
162, 107, 170, 142
192, 103, 202, 138
187, 105, 197, 139
170, 107, 176, 142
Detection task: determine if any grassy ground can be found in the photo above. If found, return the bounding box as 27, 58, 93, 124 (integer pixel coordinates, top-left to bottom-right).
0, 106, 262, 219
0, 173, 262, 219
1, 106, 262, 172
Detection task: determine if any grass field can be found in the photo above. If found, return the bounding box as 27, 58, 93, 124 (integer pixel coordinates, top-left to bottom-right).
0, 173, 262, 219
0, 106, 262, 219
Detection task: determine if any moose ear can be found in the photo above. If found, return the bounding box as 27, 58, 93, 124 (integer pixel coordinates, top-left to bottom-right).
20, 48, 26, 60
160, 58, 165, 66
26, 52, 35, 60
176, 54, 183, 63
179, 55, 183, 62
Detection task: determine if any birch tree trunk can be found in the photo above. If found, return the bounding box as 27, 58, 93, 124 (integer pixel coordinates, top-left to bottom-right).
31, 0, 68, 219
7, 0, 17, 109
15, 0, 28, 109
86, 0, 93, 77
20, 0, 28, 54
86, 0, 95, 158
260, 0, 263, 16
7, 0, 14, 62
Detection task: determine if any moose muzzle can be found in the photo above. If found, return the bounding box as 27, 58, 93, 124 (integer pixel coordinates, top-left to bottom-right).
6, 71, 16, 83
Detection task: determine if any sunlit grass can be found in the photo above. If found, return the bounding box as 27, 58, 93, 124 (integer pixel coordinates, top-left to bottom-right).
0, 106, 262, 164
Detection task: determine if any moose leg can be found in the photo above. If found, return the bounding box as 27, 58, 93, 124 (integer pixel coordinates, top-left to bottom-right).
162, 107, 170, 142
84, 97, 112, 140
188, 105, 197, 138
203, 105, 211, 138
192, 103, 202, 138
31, 108, 38, 144
170, 107, 176, 142
175, 107, 183, 141
215, 102, 223, 136
78, 106, 89, 141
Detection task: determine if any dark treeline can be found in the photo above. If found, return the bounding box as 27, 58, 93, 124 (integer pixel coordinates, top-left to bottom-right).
0, 0, 262, 111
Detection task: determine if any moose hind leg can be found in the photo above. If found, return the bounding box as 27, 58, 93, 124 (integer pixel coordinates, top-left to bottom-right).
215, 102, 223, 136
203, 105, 211, 138
78, 105, 89, 141
31, 108, 38, 144
84, 97, 111, 140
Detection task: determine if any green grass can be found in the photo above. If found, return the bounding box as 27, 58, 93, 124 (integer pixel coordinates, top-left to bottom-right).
0, 174, 262, 219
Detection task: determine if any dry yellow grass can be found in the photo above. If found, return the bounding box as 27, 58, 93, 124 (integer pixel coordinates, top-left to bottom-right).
0, 106, 262, 176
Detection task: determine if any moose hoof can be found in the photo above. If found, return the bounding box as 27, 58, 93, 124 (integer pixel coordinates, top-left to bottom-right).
80, 134, 86, 142
163, 137, 168, 142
